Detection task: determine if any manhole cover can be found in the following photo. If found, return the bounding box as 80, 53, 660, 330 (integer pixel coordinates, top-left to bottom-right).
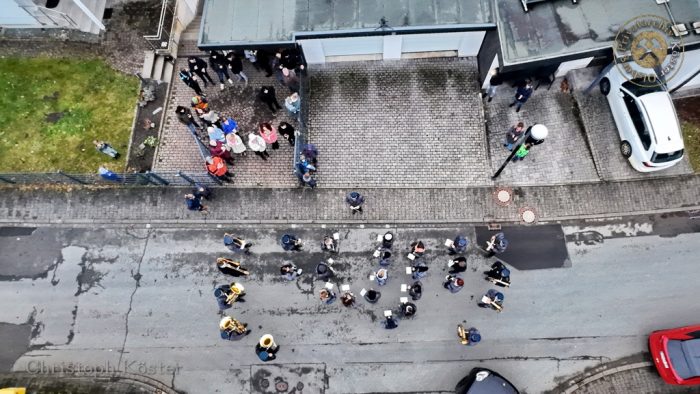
519, 207, 537, 224
494, 188, 513, 206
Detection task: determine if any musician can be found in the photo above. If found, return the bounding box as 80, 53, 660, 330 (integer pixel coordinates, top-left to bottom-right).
485, 232, 508, 257
486, 261, 511, 286
214, 282, 245, 310
321, 235, 338, 253
375, 268, 388, 286
447, 235, 468, 255
255, 343, 277, 362
315, 262, 334, 280
400, 302, 417, 318
457, 325, 481, 346
383, 315, 399, 329
478, 289, 504, 311
219, 316, 249, 341
411, 261, 429, 280
409, 240, 426, 257
281, 234, 303, 251
319, 288, 337, 305
280, 262, 302, 280
448, 256, 467, 274
216, 258, 249, 277
223, 233, 252, 254
443, 275, 464, 293
378, 251, 392, 266
408, 281, 423, 301
381, 232, 394, 249
340, 292, 356, 307
364, 288, 381, 303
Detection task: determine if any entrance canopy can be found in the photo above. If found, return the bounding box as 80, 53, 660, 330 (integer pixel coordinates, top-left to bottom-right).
199, 0, 494, 48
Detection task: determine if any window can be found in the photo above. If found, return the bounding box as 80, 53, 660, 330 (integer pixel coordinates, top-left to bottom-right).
652, 149, 683, 163
622, 80, 664, 97
622, 92, 652, 150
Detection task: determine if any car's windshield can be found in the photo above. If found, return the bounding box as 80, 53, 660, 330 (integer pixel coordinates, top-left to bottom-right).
622, 80, 664, 97
652, 149, 683, 163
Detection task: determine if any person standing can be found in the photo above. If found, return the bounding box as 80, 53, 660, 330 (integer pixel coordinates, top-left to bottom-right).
209, 50, 233, 91
191, 95, 209, 116
184, 193, 208, 213
259, 86, 282, 114
457, 325, 481, 346
278, 122, 296, 146
479, 289, 504, 311
443, 275, 464, 293
259, 122, 279, 150
178, 68, 203, 95
200, 108, 222, 128
207, 125, 226, 143
448, 256, 467, 274
280, 67, 300, 93
319, 289, 337, 305
447, 235, 468, 255
375, 268, 388, 286
225, 131, 247, 157
512, 143, 531, 162
278, 47, 305, 71
187, 55, 214, 87
280, 262, 302, 280
486, 71, 503, 103
209, 139, 234, 165
280, 234, 303, 251
485, 232, 508, 257
225, 51, 248, 85
346, 192, 365, 215
504, 122, 525, 151
301, 172, 317, 189
220, 116, 238, 136
205, 156, 233, 182
255, 335, 279, 362
219, 316, 249, 341
284, 92, 301, 117
315, 261, 334, 281
247, 132, 270, 160
175, 106, 200, 135
509, 81, 533, 112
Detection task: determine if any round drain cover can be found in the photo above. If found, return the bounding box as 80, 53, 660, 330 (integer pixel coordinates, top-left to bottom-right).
493, 188, 513, 206
520, 207, 537, 224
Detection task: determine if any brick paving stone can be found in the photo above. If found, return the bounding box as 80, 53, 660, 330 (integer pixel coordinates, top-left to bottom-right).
153, 54, 299, 187
1, 175, 698, 224
484, 88, 599, 185
573, 90, 693, 181
307, 58, 492, 188
572, 366, 697, 394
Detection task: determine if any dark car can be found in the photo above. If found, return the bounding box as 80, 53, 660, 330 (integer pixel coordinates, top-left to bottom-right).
649, 324, 700, 385
455, 368, 519, 394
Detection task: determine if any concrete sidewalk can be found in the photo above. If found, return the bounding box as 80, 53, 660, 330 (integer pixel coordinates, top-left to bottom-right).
0, 175, 698, 225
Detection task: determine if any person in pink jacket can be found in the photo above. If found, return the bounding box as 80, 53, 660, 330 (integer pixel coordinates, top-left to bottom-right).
259, 122, 279, 150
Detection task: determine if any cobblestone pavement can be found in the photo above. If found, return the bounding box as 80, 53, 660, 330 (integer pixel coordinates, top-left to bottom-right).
307, 58, 492, 188
569, 365, 697, 394
484, 87, 599, 185
0, 175, 698, 225
574, 90, 693, 181
154, 56, 299, 187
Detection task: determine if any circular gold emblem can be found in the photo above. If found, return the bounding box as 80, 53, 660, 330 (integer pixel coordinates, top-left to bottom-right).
630, 31, 668, 68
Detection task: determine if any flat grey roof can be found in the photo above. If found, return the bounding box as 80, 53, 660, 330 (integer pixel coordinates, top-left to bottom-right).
200, 0, 494, 46
496, 0, 700, 66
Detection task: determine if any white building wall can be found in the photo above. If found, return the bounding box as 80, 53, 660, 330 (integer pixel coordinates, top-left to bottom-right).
0, 0, 40, 27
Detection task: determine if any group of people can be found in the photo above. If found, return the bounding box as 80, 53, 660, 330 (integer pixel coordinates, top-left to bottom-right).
174, 47, 309, 185
211, 223, 515, 357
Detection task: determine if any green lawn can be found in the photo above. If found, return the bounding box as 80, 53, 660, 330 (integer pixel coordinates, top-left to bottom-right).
682, 122, 700, 172
0, 57, 139, 173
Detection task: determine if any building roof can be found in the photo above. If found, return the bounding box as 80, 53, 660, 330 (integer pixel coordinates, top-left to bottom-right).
495, 0, 700, 67
199, 0, 494, 47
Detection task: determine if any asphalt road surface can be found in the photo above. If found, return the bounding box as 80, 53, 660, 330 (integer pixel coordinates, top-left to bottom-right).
0, 214, 698, 393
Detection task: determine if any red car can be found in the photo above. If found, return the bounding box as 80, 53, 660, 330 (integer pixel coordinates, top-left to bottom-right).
649, 324, 700, 385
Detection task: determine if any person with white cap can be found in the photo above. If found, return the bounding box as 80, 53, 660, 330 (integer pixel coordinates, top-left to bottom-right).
247, 132, 269, 160
225, 131, 247, 157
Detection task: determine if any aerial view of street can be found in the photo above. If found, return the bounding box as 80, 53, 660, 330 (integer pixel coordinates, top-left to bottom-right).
1, 1, 699, 393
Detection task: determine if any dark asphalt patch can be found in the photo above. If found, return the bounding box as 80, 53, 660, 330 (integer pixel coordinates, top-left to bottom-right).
0, 322, 31, 372
475, 225, 570, 270
0, 227, 36, 237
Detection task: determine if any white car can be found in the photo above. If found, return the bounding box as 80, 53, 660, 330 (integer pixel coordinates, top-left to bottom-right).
599, 67, 684, 172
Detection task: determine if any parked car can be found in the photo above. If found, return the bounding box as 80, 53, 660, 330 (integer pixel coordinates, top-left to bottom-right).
649, 324, 700, 385
599, 67, 684, 172
455, 368, 519, 394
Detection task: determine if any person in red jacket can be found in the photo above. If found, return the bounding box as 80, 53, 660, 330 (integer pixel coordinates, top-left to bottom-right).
206, 156, 233, 182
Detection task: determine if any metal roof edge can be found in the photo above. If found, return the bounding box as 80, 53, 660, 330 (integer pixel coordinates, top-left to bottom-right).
292, 23, 497, 41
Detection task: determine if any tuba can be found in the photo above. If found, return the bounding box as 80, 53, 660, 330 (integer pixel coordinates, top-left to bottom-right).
259, 334, 277, 351
225, 282, 245, 304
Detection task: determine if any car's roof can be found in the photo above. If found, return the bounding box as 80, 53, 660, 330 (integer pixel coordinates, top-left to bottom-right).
466, 370, 518, 394
637, 92, 684, 153
667, 339, 700, 380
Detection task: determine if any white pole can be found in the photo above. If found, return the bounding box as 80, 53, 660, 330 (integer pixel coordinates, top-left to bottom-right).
70, 0, 105, 31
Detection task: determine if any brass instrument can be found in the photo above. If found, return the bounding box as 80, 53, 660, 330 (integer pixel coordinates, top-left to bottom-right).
457, 324, 468, 345
219, 316, 246, 334
216, 257, 250, 276
259, 334, 277, 351
224, 282, 245, 304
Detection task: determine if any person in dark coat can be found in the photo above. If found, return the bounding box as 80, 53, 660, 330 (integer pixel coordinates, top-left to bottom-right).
408, 281, 422, 301
225, 51, 248, 84
278, 122, 295, 146
400, 302, 417, 318
504, 122, 525, 151
383, 315, 399, 329
448, 256, 467, 274
486, 261, 511, 286
216, 258, 249, 277
184, 193, 207, 212
341, 291, 356, 307
192, 183, 211, 200
346, 191, 365, 215
319, 288, 337, 305
485, 232, 508, 257
411, 260, 429, 280
223, 233, 252, 254
281, 234, 303, 251
187, 55, 214, 87
255, 343, 277, 362
175, 106, 200, 135
443, 275, 464, 293
447, 235, 468, 255
259, 86, 282, 113
364, 289, 381, 303
280, 262, 302, 280
378, 251, 392, 266
479, 289, 504, 311
277, 47, 305, 71
209, 50, 233, 90
315, 262, 334, 281
509, 81, 533, 112
178, 68, 203, 95
321, 235, 338, 253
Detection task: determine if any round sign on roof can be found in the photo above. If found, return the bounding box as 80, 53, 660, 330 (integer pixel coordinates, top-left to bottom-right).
519, 207, 537, 224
